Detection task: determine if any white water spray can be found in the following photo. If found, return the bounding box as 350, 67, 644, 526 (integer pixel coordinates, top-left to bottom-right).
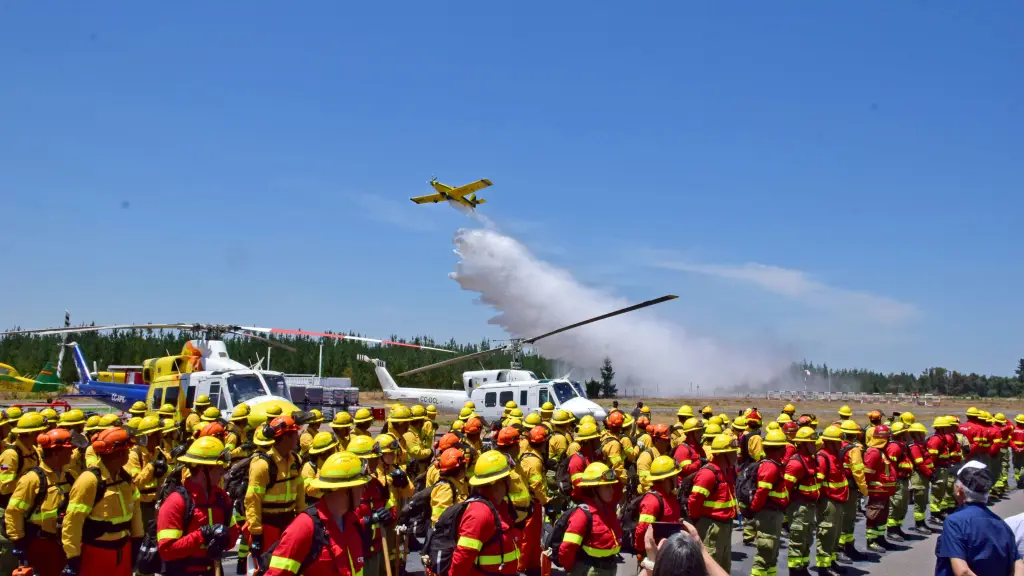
449, 227, 789, 394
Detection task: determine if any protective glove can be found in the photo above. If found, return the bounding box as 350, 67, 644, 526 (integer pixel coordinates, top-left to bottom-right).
152, 457, 168, 479
206, 525, 228, 557
200, 523, 226, 544
372, 507, 395, 526
249, 534, 265, 569
240, 441, 256, 452
10, 539, 26, 566
390, 468, 409, 488
61, 556, 82, 576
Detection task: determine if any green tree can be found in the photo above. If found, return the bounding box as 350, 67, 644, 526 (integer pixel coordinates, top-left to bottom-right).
585, 379, 602, 398
1016, 359, 1024, 383
599, 357, 617, 398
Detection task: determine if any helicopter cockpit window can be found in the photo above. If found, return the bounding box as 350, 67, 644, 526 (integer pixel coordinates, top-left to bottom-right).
552, 381, 579, 404
263, 374, 288, 398
497, 371, 508, 382
207, 383, 221, 411
164, 386, 179, 410
218, 388, 229, 411
228, 374, 268, 404
186, 385, 196, 408
151, 389, 163, 410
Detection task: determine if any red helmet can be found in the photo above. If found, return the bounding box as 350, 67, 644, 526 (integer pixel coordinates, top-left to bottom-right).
651, 424, 671, 440
746, 409, 762, 424
92, 427, 134, 455
197, 421, 226, 440
796, 415, 814, 428
782, 421, 799, 434
436, 432, 461, 453
463, 417, 483, 435
528, 426, 549, 445
873, 425, 891, 439
605, 412, 624, 429
37, 428, 75, 450
438, 447, 468, 472
263, 416, 299, 441
497, 427, 520, 447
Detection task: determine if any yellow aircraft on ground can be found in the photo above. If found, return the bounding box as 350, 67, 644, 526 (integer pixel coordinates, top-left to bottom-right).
411, 177, 493, 209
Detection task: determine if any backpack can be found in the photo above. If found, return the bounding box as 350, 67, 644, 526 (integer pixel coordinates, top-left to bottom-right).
423, 497, 504, 576
399, 478, 456, 532
599, 436, 621, 465
542, 503, 592, 567
225, 451, 278, 513
138, 485, 231, 574
618, 491, 663, 554
260, 506, 329, 574
555, 452, 585, 494
626, 448, 653, 497
737, 459, 777, 518
23, 467, 70, 531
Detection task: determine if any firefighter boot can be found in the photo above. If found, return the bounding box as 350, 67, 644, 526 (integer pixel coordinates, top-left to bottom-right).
912, 520, 933, 536
867, 538, 887, 554
886, 526, 904, 542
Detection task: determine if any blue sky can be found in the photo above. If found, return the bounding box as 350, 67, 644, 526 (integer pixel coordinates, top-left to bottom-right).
1, 2, 1021, 378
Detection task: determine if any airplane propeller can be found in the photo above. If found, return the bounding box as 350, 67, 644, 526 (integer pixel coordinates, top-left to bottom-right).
396, 294, 678, 377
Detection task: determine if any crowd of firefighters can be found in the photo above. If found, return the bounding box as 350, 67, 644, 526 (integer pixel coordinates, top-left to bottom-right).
0, 396, 1019, 576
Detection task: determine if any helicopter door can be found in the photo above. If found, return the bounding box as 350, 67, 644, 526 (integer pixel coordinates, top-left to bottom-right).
526, 387, 537, 413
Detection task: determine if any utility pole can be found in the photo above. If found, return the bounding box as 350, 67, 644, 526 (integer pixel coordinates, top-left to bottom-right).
267, 347, 271, 371
318, 343, 324, 379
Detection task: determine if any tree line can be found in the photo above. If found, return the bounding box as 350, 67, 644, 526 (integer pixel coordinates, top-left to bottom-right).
0, 330, 1021, 397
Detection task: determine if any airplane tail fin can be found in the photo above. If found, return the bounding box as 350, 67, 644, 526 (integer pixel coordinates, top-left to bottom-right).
68, 343, 91, 386
471, 195, 486, 205
356, 354, 400, 394
35, 362, 61, 384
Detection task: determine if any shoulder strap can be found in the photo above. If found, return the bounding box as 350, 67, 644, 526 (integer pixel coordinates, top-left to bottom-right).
173, 485, 195, 528
647, 490, 664, 518
85, 467, 107, 506
520, 452, 541, 463
25, 467, 48, 519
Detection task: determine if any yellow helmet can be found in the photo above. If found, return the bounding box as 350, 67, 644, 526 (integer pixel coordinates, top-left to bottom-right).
59, 409, 86, 427
253, 426, 275, 447
681, 418, 703, 433
40, 408, 58, 424
194, 394, 211, 408
426, 405, 438, 416
709, 416, 724, 427
451, 420, 465, 432
231, 404, 251, 421
731, 416, 748, 431
99, 414, 122, 429
84, 415, 102, 433
580, 415, 596, 427
837, 405, 853, 417
981, 410, 993, 422
161, 418, 176, 433
782, 404, 796, 415
201, 407, 222, 422
702, 423, 723, 440
354, 408, 373, 424
458, 407, 475, 421
464, 401, 476, 410
308, 409, 324, 424
525, 413, 542, 426
891, 422, 907, 435
640, 406, 651, 415
909, 423, 928, 434
505, 401, 518, 410
766, 421, 781, 431
966, 406, 981, 417
178, 436, 228, 466
708, 434, 740, 454
677, 405, 694, 418
12, 413, 48, 434
346, 435, 377, 459
159, 404, 176, 418
390, 406, 412, 422
374, 434, 400, 454
5, 407, 23, 422
840, 420, 861, 434
777, 413, 792, 423
126, 417, 143, 430
623, 414, 635, 428
700, 405, 713, 416
309, 431, 338, 456
138, 415, 163, 435
265, 405, 283, 418
995, 413, 1007, 425
331, 411, 353, 429
762, 428, 789, 446
410, 405, 426, 419
310, 451, 371, 490
1016, 414, 1024, 426
575, 421, 600, 441
469, 450, 513, 486
932, 416, 948, 428
821, 425, 843, 441
129, 401, 148, 416
552, 410, 575, 425
793, 427, 818, 443
540, 402, 555, 412
510, 408, 524, 419
647, 455, 681, 481
578, 462, 618, 486
900, 412, 915, 425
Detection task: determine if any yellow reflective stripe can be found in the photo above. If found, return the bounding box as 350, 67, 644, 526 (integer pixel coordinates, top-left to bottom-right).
303, 477, 313, 487
529, 475, 543, 484
247, 485, 266, 495
8, 497, 29, 511
563, 532, 584, 545
431, 507, 449, 517
768, 490, 788, 499
637, 470, 650, 477
862, 468, 876, 474
608, 455, 622, 464
67, 503, 92, 514
478, 549, 520, 564
678, 459, 692, 467
269, 555, 302, 573
570, 473, 584, 481
703, 499, 736, 509
822, 481, 847, 488
457, 536, 483, 551
29, 509, 58, 521
757, 481, 774, 489
692, 485, 711, 497
263, 493, 296, 502
583, 545, 620, 557
638, 514, 657, 523
798, 484, 820, 492
783, 474, 798, 483
913, 457, 923, 463
0, 473, 15, 482
852, 463, 864, 470
158, 529, 183, 541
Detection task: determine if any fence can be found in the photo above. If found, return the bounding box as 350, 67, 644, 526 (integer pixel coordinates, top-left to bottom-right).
765, 390, 942, 406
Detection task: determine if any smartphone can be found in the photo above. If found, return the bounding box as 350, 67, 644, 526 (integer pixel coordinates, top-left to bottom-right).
652, 521, 683, 541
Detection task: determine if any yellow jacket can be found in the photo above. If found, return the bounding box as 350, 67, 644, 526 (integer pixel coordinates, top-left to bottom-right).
519, 449, 548, 505
505, 456, 531, 524
350, 427, 371, 440
84, 445, 99, 468
842, 443, 869, 496
226, 423, 247, 458
0, 440, 40, 498
243, 447, 304, 536
670, 424, 686, 449
301, 458, 324, 501
635, 446, 663, 495
5, 462, 68, 539
299, 426, 322, 458
425, 462, 440, 487
548, 431, 571, 461
62, 460, 143, 559
64, 448, 86, 481
429, 476, 468, 524
184, 413, 201, 437
421, 420, 435, 445
403, 428, 432, 464
375, 461, 414, 510
632, 433, 652, 462
599, 431, 627, 486
746, 434, 764, 462
126, 446, 167, 504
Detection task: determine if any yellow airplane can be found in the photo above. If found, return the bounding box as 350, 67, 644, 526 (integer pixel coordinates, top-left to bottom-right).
411, 177, 493, 209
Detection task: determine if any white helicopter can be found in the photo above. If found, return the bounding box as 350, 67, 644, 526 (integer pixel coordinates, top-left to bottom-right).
358, 294, 678, 422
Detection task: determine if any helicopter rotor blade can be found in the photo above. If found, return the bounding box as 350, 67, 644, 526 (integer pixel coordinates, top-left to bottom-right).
1, 323, 193, 336
397, 347, 505, 377
239, 326, 457, 354
225, 330, 297, 353
524, 294, 678, 344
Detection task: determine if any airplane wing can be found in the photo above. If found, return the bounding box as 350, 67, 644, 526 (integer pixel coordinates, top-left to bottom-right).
447, 179, 493, 199
410, 193, 445, 204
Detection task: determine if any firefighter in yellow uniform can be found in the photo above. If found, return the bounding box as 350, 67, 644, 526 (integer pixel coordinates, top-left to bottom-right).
58, 409, 88, 480
0, 413, 47, 574
410, 405, 431, 451
40, 408, 60, 431
496, 428, 531, 524
329, 411, 353, 450
0, 408, 20, 447
125, 415, 168, 549
184, 394, 210, 437
298, 409, 325, 459
599, 412, 628, 485
395, 406, 431, 488
301, 432, 338, 504
424, 405, 438, 438
61, 426, 144, 576
351, 408, 374, 439
671, 405, 695, 448
540, 401, 555, 425
374, 433, 414, 571
244, 415, 305, 573
225, 404, 250, 458
430, 448, 469, 525
519, 426, 549, 575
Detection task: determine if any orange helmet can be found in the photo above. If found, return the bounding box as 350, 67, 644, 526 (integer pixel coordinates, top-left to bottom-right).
867, 410, 882, 422
438, 447, 468, 472
197, 421, 227, 440
497, 427, 520, 447
463, 417, 483, 435
435, 432, 461, 453
651, 424, 671, 440
528, 425, 549, 445
37, 428, 76, 450
263, 415, 300, 441
92, 427, 134, 455
796, 415, 813, 428
636, 416, 650, 429
605, 412, 624, 429
645, 424, 655, 434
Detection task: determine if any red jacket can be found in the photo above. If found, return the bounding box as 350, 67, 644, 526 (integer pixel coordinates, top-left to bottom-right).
353, 476, 393, 556
634, 485, 680, 554
567, 452, 592, 500
559, 495, 622, 571
783, 453, 820, 502
815, 449, 849, 503
885, 441, 913, 479
863, 446, 896, 498
672, 441, 703, 478
960, 421, 987, 459
687, 462, 736, 521
926, 434, 949, 468
156, 479, 239, 573
942, 432, 962, 463
783, 444, 797, 461
750, 458, 788, 513
1011, 425, 1024, 453
909, 441, 934, 478
264, 500, 364, 576
452, 498, 521, 576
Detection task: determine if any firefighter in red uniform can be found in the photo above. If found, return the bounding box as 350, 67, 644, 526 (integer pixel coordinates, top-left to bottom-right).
907, 422, 935, 534
264, 451, 371, 576
450, 450, 521, 576
941, 417, 963, 514
156, 436, 238, 575
782, 422, 799, 460
926, 417, 951, 521
815, 425, 848, 576
687, 434, 737, 574
863, 425, 896, 552
670, 418, 704, 477
633, 456, 681, 554
885, 422, 914, 542
749, 428, 790, 576
783, 426, 819, 576
1013, 415, 1024, 487
959, 407, 989, 467
346, 435, 396, 576
567, 422, 600, 500
559, 462, 623, 576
